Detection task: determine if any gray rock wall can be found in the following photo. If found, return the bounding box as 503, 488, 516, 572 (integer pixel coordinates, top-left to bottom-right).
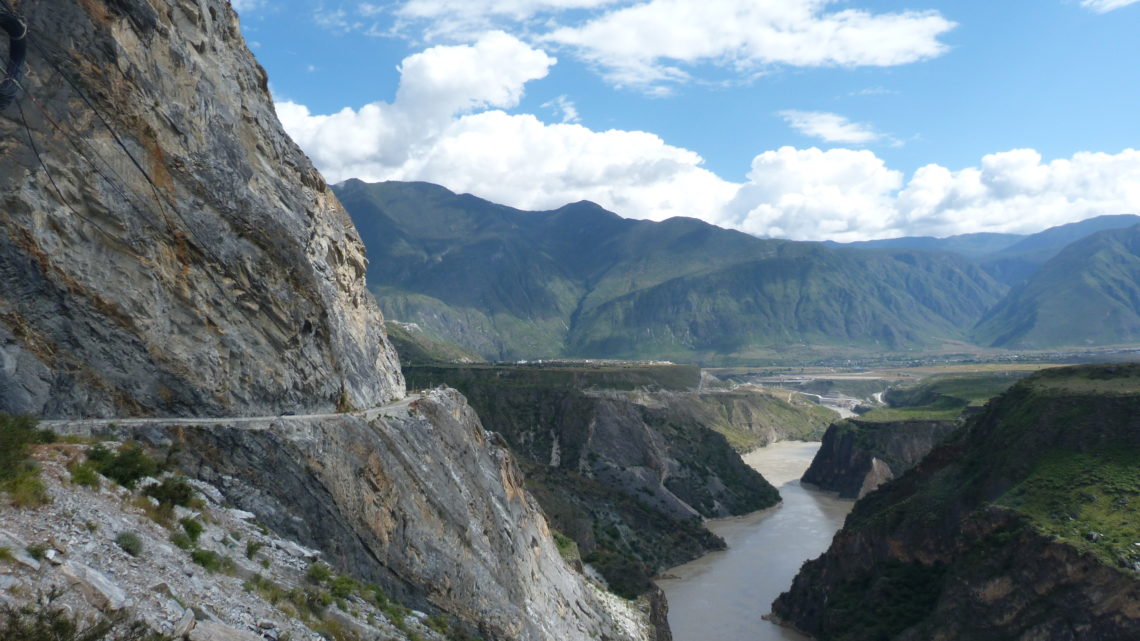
0, 0, 403, 417
802, 418, 960, 499
54, 389, 655, 641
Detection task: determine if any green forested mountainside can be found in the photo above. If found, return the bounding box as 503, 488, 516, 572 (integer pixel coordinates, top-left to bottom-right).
773, 364, 1140, 641
973, 224, 1140, 348
383, 321, 485, 365
567, 244, 1004, 359
336, 180, 1006, 362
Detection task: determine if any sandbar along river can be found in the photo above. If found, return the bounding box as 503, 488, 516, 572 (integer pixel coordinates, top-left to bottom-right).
658, 441, 853, 641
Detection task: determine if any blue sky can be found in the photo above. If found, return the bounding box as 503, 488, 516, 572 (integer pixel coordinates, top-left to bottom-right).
234, 0, 1140, 241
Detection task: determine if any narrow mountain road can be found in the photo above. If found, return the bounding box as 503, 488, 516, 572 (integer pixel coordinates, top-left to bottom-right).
38, 393, 424, 434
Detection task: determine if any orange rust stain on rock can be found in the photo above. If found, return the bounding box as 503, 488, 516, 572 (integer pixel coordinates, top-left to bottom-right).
75, 0, 113, 26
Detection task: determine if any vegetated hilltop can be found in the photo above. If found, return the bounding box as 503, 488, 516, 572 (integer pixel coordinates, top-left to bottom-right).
974, 224, 1140, 349
772, 364, 1140, 640
0, 2, 659, 639
336, 180, 1006, 363
802, 372, 1024, 499
403, 363, 835, 598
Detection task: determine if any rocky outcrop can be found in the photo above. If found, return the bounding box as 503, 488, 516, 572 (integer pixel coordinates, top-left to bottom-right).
0, 0, 402, 418
801, 418, 960, 498
50, 388, 658, 641
624, 386, 837, 452
0, 436, 451, 641
772, 365, 1140, 640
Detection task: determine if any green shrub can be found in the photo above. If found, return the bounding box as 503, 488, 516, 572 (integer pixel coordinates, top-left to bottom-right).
116, 532, 143, 557
306, 562, 333, 584
245, 540, 265, 560
88, 443, 160, 489
68, 462, 101, 489
0, 547, 13, 562
180, 518, 204, 544
169, 531, 193, 550
190, 549, 233, 574
329, 574, 357, 599
0, 415, 53, 508
144, 477, 195, 507
0, 415, 53, 481
25, 545, 47, 561
288, 586, 333, 616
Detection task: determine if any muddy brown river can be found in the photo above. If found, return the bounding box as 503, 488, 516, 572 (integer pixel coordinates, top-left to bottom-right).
658, 441, 853, 641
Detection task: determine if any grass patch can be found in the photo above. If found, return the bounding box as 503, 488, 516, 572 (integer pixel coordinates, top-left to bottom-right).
306, 561, 333, 584
180, 518, 204, 544
998, 447, 1140, 569
552, 530, 580, 563
68, 462, 101, 489
169, 531, 193, 550
190, 549, 234, 574
4, 474, 49, 508
131, 495, 174, 527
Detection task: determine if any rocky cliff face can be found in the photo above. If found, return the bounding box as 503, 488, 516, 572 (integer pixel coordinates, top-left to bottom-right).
801, 418, 960, 499
0, 0, 402, 418
403, 364, 788, 598
52, 389, 657, 641
0, 2, 657, 639
772, 365, 1140, 640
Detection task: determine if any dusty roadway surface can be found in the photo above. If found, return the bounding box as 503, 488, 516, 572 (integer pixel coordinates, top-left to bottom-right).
38, 393, 424, 435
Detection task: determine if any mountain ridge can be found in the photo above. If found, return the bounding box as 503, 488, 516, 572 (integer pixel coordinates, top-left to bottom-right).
336, 180, 1008, 362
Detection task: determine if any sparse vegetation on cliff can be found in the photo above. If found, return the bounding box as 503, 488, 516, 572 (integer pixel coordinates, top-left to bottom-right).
0, 414, 53, 507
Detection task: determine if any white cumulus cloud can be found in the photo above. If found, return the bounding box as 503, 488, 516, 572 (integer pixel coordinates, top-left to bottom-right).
541, 0, 956, 88
726, 147, 1140, 241
386, 0, 954, 90
1080, 0, 1140, 13
779, 110, 881, 144
277, 32, 736, 221
275, 27, 1140, 243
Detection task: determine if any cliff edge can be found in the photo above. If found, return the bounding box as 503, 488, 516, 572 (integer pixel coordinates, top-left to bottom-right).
772, 364, 1140, 640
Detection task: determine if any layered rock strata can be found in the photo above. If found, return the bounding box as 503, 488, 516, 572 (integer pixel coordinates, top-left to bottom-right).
0, 0, 402, 417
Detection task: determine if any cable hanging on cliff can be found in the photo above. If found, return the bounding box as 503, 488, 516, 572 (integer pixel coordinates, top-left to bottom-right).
0, 6, 26, 110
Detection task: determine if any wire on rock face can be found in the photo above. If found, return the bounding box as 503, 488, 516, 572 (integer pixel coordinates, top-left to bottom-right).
3, 1, 233, 272
0, 5, 27, 110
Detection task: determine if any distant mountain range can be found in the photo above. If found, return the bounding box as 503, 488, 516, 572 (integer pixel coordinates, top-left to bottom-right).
974, 224, 1140, 348
828, 214, 1140, 286
334, 179, 1140, 362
